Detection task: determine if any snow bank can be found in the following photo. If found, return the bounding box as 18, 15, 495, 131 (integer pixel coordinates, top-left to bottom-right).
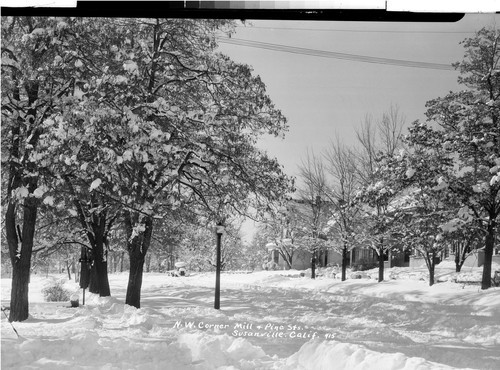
2, 331, 195, 370
282, 340, 462, 370
177, 332, 270, 369
3, 328, 472, 370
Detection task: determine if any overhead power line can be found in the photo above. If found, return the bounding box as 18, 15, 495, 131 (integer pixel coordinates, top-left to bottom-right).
236, 25, 476, 34
217, 37, 456, 71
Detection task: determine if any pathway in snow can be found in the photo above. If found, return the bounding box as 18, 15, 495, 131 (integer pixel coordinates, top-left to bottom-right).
133, 273, 500, 369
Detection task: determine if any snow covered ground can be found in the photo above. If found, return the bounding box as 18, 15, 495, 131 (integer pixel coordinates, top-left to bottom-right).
2, 262, 500, 369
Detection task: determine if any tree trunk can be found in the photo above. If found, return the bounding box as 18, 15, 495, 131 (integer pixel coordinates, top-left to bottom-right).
66, 179, 112, 297
7, 197, 38, 322
157, 253, 162, 272
428, 251, 435, 286
455, 249, 462, 272
93, 240, 110, 297
481, 220, 496, 290
91, 209, 111, 296
311, 250, 316, 279
88, 255, 110, 296
125, 214, 153, 308
422, 248, 436, 286
66, 260, 72, 280
378, 245, 384, 283
120, 251, 125, 273
341, 244, 348, 281
5, 79, 41, 322
9, 261, 31, 322
429, 263, 435, 286
126, 245, 145, 308
95, 256, 110, 296
88, 263, 100, 294
454, 239, 472, 273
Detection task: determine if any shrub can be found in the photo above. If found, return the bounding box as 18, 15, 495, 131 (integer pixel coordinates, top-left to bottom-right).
42, 280, 70, 302
351, 258, 378, 272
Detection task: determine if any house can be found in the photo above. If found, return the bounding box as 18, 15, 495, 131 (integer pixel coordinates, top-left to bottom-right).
264, 221, 414, 270
263, 195, 413, 271
266, 245, 343, 270
266, 243, 410, 270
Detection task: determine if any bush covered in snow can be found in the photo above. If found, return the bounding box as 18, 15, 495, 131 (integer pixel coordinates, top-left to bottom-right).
41, 279, 70, 302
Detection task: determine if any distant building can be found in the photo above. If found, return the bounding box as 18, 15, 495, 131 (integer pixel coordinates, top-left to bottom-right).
266, 243, 409, 270
267, 246, 337, 270
264, 195, 414, 271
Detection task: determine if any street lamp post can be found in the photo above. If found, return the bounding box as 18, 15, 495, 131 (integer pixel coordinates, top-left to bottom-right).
214, 223, 224, 310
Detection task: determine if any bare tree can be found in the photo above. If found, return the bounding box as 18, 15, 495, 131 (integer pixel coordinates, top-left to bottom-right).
379, 105, 406, 157
356, 114, 378, 185
323, 139, 361, 281
356, 104, 406, 183
297, 151, 331, 279
260, 204, 300, 270
355, 105, 407, 282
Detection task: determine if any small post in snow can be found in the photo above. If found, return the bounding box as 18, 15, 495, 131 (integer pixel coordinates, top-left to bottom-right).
214, 223, 225, 310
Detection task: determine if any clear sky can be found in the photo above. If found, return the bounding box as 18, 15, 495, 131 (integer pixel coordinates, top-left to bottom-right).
215, 12, 500, 242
